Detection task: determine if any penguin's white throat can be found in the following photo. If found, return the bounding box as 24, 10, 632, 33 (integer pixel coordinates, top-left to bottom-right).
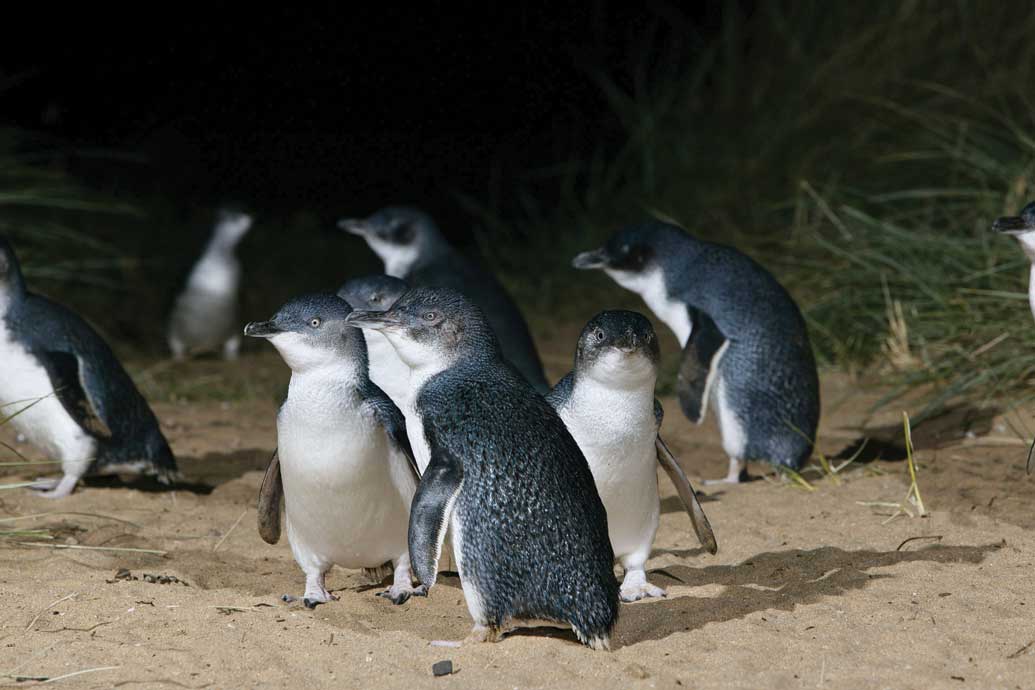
269, 332, 361, 377
582, 349, 657, 391
1012, 231, 1035, 262
364, 236, 420, 278
604, 266, 692, 346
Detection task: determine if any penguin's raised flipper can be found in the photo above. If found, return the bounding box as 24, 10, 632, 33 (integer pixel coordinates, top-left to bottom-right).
408, 450, 463, 589
677, 309, 727, 424
656, 435, 718, 555
33, 349, 112, 439
257, 450, 283, 544
361, 382, 420, 479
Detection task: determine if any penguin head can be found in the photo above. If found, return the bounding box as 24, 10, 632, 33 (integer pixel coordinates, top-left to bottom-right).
575, 310, 660, 388
213, 207, 253, 246
337, 206, 442, 276
244, 293, 365, 373
345, 286, 496, 369
572, 221, 691, 294
337, 274, 409, 312
994, 202, 1035, 259
0, 237, 26, 303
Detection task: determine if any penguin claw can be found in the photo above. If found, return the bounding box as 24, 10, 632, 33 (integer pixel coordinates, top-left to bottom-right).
377, 584, 427, 605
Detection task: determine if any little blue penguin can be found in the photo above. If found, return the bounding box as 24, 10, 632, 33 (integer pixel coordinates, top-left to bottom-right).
573, 220, 820, 483
993, 201, 1035, 324
168, 207, 252, 360
338, 206, 549, 392
244, 293, 423, 607
345, 287, 619, 649
337, 275, 410, 409
0, 237, 178, 497
547, 310, 717, 602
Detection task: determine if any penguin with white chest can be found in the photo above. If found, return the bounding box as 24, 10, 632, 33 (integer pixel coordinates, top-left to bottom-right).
0, 237, 178, 497
346, 287, 619, 649
573, 220, 820, 484
993, 201, 1035, 324
245, 293, 423, 607
338, 206, 550, 392
337, 275, 410, 409
168, 208, 252, 360
547, 310, 717, 602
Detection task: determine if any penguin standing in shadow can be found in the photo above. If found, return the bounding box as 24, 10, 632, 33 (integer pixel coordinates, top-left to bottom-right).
167, 207, 252, 360
548, 310, 716, 601
573, 220, 820, 483
0, 237, 178, 497
346, 287, 619, 649
338, 206, 549, 392
993, 201, 1035, 324
245, 293, 423, 606
337, 275, 410, 409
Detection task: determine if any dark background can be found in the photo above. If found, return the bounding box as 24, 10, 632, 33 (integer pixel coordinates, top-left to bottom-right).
2, 4, 723, 224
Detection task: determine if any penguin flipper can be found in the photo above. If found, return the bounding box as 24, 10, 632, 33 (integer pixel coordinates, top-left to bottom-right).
408, 450, 463, 589
361, 383, 420, 480
656, 435, 718, 555
678, 310, 727, 424
32, 349, 112, 439
257, 449, 283, 545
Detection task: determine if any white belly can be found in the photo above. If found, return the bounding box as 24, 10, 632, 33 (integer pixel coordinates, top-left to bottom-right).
559, 384, 659, 559
363, 331, 410, 408
277, 402, 415, 570
0, 324, 95, 473
715, 375, 747, 459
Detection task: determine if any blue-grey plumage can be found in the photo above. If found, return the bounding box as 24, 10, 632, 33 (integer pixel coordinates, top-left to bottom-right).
345, 287, 619, 650
546, 311, 716, 604
338, 206, 550, 393
0, 237, 178, 498
245, 292, 422, 607
573, 220, 820, 483
993, 201, 1035, 325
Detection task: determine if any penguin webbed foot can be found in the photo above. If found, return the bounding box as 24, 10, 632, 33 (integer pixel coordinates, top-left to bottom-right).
29, 475, 79, 499
376, 583, 428, 605
620, 582, 667, 602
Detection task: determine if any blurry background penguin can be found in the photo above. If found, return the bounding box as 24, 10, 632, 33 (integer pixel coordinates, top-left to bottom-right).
574, 220, 820, 484
167, 207, 252, 360
993, 201, 1035, 325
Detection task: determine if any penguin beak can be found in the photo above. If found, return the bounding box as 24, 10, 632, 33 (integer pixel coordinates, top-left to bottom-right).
345, 310, 401, 331
338, 218, 370, 236
572, 248, 610, 270
992, 215, 1033, 234
243, 320, 282, 338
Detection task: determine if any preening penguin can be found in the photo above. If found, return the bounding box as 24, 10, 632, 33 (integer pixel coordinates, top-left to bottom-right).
346, 287, 619, 649
338, 206, 549, 392
337, 275, 410, 409
547, 310, 716, 602
993, 201, 1035, 324
244, 293, 423, 607
0, 237, 178, 497
168, 208, 252, 360
573, 220, 820, 484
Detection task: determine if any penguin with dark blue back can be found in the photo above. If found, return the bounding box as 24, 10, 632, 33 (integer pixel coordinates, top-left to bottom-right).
573, 220, 820, 483
0, 237, 178, 497
338, 206, 550, 393
346, 286, 619, 649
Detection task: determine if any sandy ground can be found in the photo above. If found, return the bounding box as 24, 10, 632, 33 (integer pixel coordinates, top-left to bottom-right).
1, 351, 1034, 689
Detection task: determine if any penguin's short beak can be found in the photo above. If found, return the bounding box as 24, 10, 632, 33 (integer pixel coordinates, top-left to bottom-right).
345, 310, 401, 331
572, 248, 610, 270
992, 215, 1033, 234
338, 218, 369, 236
243, 320, 282, 338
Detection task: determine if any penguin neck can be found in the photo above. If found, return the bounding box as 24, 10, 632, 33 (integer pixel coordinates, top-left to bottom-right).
606, 265, 692, 346
287, 362, 365, 408
1027, 264, 1035, 325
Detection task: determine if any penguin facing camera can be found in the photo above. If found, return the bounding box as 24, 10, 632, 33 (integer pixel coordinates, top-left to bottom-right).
168, 207, 252, 360
345, 287, 619, 649
573, 220, 820, 484
338, 206, 549, 392
547, 310, 717, 602
245, 293, 423, 607
0, 237, 178, 498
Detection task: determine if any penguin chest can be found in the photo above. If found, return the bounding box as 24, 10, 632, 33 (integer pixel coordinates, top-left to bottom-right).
560, 385, 659, 552
607, 267, 692, 346
0, 323, 96, 465
276, 402, 411, 568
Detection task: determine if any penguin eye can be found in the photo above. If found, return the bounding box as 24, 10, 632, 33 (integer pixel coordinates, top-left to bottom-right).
423, 311, 438, 322
594, 329, 606, 342
309, 317, 322, 328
